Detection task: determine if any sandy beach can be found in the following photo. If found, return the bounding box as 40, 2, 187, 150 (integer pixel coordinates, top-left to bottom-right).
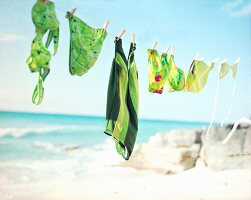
1, 0, 250, 199
1, 125, 249, 200
18, 166, 251, 200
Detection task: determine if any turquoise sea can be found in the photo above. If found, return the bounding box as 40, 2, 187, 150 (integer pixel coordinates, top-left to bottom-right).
0, 111, 208, 199
0, 111, 208, 160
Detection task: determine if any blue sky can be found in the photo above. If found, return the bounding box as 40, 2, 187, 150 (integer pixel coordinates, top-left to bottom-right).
0, 0, 250, 122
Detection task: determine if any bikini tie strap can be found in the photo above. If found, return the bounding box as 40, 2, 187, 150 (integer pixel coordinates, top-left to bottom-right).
32, 75, 44, 105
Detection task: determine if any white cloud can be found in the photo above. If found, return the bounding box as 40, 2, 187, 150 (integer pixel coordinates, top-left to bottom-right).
231, 4, 251, 16
223, 0, 244, 10
0, 33, 26, 42
223, 0, 251, 17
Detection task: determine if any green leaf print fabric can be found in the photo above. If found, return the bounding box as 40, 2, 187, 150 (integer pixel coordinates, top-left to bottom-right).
26, 39, 51, 105
164, 54, 185, 92
147, 50, 168, 94
26, 0, 59, 105
66, 12, 107, 76
32, 0, 59, 55
105, 38, 139, 160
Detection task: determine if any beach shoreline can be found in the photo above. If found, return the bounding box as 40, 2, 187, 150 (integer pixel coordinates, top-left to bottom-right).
1, 117, 251, 200
14, 166, 251, 200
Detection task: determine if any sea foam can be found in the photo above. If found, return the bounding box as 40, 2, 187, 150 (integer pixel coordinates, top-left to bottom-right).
0, 124, 103, 138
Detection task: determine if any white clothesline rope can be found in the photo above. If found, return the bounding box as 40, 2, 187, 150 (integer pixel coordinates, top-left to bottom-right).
53, 5, 251, 64
222, 117, 251, 145
54, 4, 251, 145
220, 79, 237, 127
206, 78, 220, 139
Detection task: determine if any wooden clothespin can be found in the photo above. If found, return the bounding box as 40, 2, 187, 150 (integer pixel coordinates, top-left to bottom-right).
210, 58, 219, 66
102, 20, 109, 34
212, 58, 220, 63
68, 7, 77, 19
151, 41, 158, 50
165, 45, 170, 54
116, 29, 126, 41
194, 53, 200, 60
171, 46, 175, 55
44, 0, 48, 4
235, 57, 240, 64
131, 32, 135, 47
194, 53, 204, 61
220, 58, 227, 65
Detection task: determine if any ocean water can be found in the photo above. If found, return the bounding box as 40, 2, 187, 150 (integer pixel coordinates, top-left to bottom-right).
0, 111, 207, 199
0, 111, 207, 160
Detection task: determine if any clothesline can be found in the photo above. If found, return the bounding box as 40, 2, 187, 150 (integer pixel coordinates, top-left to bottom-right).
55, 5, 154, 51
59, 6, 204, 61
54, 5, 251, 65
26, 0, 250, 160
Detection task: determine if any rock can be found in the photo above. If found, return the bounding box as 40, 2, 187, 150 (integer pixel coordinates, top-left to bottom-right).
244, 128, 251, 152
148, 133, 167, 147
63, 145, 80, 151
123, 129, 202, 174
165, 129, 201, 147
120, 125, 251, 174
200, 126, 251, 171
148, 129, 202, 147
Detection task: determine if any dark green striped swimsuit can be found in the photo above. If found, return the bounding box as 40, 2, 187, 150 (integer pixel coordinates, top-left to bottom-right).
104, 38, 139, 160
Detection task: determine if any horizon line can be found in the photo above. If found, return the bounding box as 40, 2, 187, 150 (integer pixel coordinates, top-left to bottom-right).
0, 109, 217, 125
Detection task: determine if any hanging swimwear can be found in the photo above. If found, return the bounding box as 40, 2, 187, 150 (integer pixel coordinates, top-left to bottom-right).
26, 0, 59, 105
219, 60, 238, 80
206, 58, 239, 139
186, 60, 214, 93
66, 12, 107, 76
32, 0, 59, 55
104, 38, 139, 160
26, 39, 51, 105
148, 49, 168, 94
163, 53, 185, 92
219, 59, 239, 126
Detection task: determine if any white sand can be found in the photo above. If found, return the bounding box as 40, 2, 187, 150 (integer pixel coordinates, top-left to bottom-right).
3, 133, 250, 200
30, 165, 251, 200
12, 138, 251, 200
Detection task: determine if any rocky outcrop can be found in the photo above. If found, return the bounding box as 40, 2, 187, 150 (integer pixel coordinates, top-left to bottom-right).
122, 129, 202, 174
121, 125, 251, 174
200, 126, 251, 171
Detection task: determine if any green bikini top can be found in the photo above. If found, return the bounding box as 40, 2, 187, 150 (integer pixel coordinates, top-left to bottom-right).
163, 54, 185, 92
32, 0, 59, 54
186, 59, 215, 93
218, 60, 238, 79
26, 0, 59, 105
26, 39, 51, 73
147, 49, 168, 94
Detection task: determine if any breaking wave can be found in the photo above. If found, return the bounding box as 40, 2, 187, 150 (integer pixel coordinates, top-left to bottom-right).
0, 125, 103, 138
